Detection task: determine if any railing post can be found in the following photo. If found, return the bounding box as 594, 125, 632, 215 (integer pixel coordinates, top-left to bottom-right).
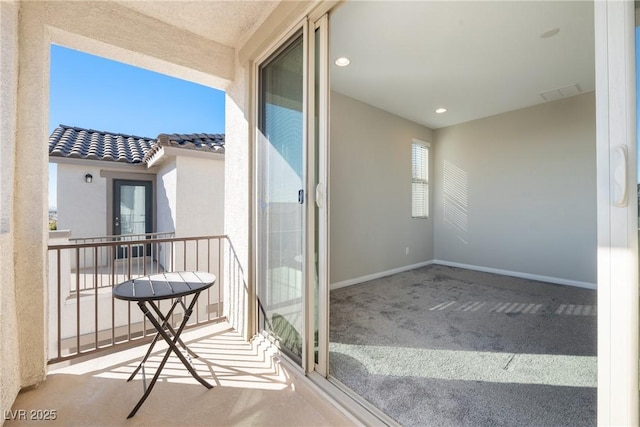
94, 247, 98, 350
57, 249, 61, 360
76, 247, 81, 355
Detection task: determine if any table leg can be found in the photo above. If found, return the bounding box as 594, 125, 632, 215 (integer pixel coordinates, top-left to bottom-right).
127, 297, 182, 382
127, 297, 196, 382
148, 298, 199, 358
126, 292, 212, 418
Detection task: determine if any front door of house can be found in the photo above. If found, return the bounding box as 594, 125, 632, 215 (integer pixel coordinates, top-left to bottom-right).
113, 179, 153, 259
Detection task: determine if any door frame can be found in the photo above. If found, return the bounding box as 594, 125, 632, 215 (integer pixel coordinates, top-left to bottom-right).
249, 8, 332, 376
103, 170, 156, 238
251, 17, 310, 371
595, 1, 639, 424
306, 13, 330, 376
113, 179, 154, 236
113, 179, 154, 258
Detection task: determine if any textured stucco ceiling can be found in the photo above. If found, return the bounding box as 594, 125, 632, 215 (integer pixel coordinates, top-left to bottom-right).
116, 1, 279, 48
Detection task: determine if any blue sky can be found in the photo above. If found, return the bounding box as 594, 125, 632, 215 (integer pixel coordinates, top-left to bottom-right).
49, 44, 225, 208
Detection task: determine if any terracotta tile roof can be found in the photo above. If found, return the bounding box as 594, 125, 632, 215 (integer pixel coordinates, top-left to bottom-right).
48, 125, 225, 164
143, 132, 225, 163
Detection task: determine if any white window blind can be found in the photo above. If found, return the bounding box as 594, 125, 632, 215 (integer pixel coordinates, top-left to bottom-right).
411, 141, 429, 218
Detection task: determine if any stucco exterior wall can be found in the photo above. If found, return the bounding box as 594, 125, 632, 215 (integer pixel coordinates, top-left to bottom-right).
156, 160, 177, 236
155, 155, 225, 274
223, 59, 250, 338
176, 155, 225, 237
330, 91, 435, 286
57, 164, 108, 238
143, 155, 225, 239
13, 0, 49, 396
434, 92, 597, 287
43, 1, 233, 90
156, 160, 177, 270
0, 0, 20, 419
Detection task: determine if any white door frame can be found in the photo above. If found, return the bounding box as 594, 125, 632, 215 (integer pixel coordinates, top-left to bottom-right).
250, 6, 332, 377
305, 13, 330, 375
252, 18, 310, 371
595, 1, 639, 424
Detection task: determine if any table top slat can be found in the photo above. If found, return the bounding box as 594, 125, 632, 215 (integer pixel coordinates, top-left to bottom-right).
113, 272, 215, 301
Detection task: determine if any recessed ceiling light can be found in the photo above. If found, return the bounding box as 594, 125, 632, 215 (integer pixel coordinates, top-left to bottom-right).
435, 108, 447, 114
540, 27, 560, 38
335, 57, 350, 67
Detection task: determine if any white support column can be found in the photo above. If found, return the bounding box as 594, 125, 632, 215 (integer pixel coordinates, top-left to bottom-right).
595, 1, 639, 425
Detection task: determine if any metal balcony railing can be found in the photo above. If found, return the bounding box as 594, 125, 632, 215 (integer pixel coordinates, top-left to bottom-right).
47, 234, 239, 364
66, 232, 176, 292
68, 231, 177, 245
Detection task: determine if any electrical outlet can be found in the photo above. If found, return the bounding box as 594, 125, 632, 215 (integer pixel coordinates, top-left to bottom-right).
405, 247, 410, 255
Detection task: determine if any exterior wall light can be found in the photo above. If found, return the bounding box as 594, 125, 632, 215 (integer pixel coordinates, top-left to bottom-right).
85, 173, 93, 183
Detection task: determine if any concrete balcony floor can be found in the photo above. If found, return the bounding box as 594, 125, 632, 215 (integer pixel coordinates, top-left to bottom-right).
8, 323, 353, 426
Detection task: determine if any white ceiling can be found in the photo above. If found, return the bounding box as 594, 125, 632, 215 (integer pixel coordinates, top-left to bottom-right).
116, 1, 279, 49
330, 1, 595, 129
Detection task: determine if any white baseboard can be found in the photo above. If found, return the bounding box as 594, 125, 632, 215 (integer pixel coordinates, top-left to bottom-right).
330, 260, 434, 290
330, 259, 596, 291
432, 259, 597, 290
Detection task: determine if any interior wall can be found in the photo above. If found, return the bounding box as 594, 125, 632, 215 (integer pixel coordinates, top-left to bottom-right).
434, 92, 597, 287
0, 0, 20, 418
330, 91, 434, 286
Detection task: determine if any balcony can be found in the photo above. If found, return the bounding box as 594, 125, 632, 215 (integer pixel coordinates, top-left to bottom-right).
6, 322, 353, 426
14, 232, 355, 425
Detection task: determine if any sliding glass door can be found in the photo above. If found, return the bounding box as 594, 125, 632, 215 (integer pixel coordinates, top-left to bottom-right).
254, 12, 329, 373
257, 31, 306, 365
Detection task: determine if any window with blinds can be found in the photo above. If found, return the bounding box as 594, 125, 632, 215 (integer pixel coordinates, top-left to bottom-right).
411, 141, 429, 218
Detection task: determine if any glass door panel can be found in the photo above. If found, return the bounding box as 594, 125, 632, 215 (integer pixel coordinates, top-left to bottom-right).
257, 33, 305, 365
113, 180, 152, 259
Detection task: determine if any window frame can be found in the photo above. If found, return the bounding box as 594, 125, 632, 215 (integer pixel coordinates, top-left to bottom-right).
411, 139, 430, 219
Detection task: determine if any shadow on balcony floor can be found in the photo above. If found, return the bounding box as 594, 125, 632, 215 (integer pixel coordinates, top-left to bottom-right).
9, 323, 351, 426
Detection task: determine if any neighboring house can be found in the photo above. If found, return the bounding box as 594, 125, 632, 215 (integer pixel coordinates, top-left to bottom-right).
48, 124, 225, 242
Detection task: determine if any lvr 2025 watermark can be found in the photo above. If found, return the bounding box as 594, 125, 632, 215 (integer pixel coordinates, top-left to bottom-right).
3, 409, 57, 421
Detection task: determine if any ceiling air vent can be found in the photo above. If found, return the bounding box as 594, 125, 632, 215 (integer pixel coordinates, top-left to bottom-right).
539, 84, 582, 102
